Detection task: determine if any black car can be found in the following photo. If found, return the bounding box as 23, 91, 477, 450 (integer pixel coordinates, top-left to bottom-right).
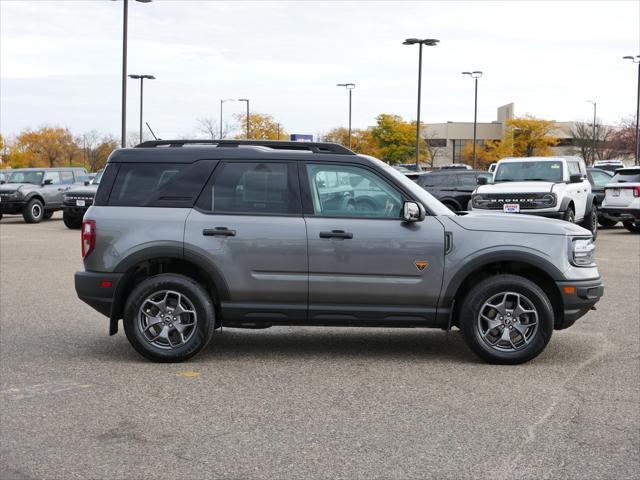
411, 170, 493, 211
62, 170, 103, 228
587, 167, 616, 227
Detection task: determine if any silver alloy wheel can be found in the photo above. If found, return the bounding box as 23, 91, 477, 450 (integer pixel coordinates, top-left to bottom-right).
32, 203, 42, 219
476, 291, 539, 352
138, 290, 198, 350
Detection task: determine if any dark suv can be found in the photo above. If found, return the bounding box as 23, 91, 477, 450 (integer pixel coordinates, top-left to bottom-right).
411, 170, 493, 211
62, 170, 103, 229
75, 140, 603, 364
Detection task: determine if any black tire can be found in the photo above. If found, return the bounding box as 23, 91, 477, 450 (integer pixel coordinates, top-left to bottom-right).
623, 221, 640, 233
62, 211, 83, 229
22, 198, 44, 223
43, 211, 54, 220
458, 274, 554, 365
442, 201, 459, 212
123, 273, 215, 362
597, 216, 617, 228
580, 204, 598, 240
562, 207, 575, 223
0, 212, 3, 221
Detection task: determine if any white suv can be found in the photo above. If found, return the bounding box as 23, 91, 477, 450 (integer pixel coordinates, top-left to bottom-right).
601, 166, 640, 233
471, 156, 598, 237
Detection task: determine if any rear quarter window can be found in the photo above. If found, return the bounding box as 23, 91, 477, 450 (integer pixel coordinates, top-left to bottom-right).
106, 161, 217, 207
611, 169, 640, 183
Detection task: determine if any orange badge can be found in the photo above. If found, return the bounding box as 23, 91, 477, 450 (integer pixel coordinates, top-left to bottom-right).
415, 261, 428, 271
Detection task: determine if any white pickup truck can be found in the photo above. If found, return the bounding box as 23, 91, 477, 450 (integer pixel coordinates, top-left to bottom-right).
470, 156, 598, 238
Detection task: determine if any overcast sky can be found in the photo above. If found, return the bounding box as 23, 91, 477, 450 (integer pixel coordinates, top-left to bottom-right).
1, 0, 639, 140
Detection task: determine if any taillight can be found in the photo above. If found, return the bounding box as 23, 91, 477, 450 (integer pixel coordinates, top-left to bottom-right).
633, 186, 640, 197
82, 219, 96, 258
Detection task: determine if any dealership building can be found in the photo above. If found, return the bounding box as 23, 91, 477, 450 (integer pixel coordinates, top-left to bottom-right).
423, 103, 578, 167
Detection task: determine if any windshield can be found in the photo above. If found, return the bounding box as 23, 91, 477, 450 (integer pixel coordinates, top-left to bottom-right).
364, 157, 454, 216
8, 171, 44, 184
494, 161, 563, 182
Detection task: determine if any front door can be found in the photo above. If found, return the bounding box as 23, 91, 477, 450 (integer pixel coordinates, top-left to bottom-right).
185, 160, 307, 324
301, 162, 446, 325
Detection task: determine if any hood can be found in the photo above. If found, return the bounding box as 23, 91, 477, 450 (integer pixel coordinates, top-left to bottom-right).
449, 212, 590, 236
476, 181, 559, 194
0, 183, 33, 193
64, 184, 98, 196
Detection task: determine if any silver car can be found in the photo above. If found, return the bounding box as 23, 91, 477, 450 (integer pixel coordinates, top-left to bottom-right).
75, 140, 604, 364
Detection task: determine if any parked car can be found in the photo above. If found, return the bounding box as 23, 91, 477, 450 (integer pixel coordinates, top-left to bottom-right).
62, 170, 103, 229
75, 140, 603, 365
593, 160, 626, 173
411, 170, 493, 211
601, 166, 640, 233
0, 167, 88, 222
470, 156, 598, 238
0, 170, 9, 184
586, 168, 616, 227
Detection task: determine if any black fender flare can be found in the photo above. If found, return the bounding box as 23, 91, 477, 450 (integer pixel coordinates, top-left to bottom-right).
23, 192, 45, 206
559, 195, 574, 213
438, 250, 565, 311
438, 197, 462, 211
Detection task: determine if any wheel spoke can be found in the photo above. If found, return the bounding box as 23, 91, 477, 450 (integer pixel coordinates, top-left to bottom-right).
143, 316, 163, 332
499, 327, 515, 348
481, 314, 502, 332
149, 325, 170, 343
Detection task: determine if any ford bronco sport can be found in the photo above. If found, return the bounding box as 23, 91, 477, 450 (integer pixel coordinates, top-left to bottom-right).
75, 140, 604, 364
470, 157, 598, 238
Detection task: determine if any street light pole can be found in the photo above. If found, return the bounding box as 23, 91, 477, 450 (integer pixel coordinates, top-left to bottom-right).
623, 55, 640, 165
403, 38, 439, 171
118, 0, 152, 148
219, 98, 233, 139
587, 100, 597, 164
129, 74, 155, 144
238, 99, 250, 139
462, 71, 483, 169
336, 83, 356, 149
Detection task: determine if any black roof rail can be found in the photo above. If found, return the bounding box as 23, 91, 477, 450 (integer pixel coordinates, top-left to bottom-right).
135, 139, 355, 155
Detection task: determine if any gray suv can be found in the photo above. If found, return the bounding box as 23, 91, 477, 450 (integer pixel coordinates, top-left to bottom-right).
0, 167, 88, 223
75, 140, 604, 364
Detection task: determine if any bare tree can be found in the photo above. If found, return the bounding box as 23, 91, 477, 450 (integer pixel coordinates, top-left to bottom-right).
570, 121, 616, 165
423, 130, 446, 168
195, 117, 231, 139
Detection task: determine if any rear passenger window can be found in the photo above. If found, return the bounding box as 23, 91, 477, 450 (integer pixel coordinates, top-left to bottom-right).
108, 161, 216, 207
198, 162, 298, 215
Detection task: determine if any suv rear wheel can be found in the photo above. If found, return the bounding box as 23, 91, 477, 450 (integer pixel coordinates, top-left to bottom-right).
562, 207, 575, 223
22, 199, 44, 223
63, 211, 83, 229
123, 273, 215, 362
458, 274, 554, 364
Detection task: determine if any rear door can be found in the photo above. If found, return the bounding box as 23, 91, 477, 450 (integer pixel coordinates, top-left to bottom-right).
301, 162, 445, 325
185, 160, 308, 323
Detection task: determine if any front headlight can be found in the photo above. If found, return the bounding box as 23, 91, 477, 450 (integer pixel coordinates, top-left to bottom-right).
570, 237, 595, 267
532, 193, 556, 207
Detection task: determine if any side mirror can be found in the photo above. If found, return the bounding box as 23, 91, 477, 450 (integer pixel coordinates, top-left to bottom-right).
43, 179, 53, 185
84, 181, 90, 186
477, 176, 488, 186
569, 174, 583, 183
402, 201, 426, 222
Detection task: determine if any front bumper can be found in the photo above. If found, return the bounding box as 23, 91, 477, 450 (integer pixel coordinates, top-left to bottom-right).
555, 277, 604, 329
75, 271, 124, 322
0, 199, 27, 214
600, 207, 640, 222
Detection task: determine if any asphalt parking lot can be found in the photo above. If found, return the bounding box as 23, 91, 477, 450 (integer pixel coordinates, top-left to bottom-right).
1, 212, 638, 480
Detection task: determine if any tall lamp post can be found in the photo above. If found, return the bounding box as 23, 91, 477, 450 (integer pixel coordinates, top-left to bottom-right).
623, 55, 640, 165
403, 38, 439, 171
118, 0, 152, 148
238, 99, 250, 139
336, 83, 356, 149
219, 98, 233, 139
587, 100, 597, 164
462, 71, 483, 169
128, 74, 155, 144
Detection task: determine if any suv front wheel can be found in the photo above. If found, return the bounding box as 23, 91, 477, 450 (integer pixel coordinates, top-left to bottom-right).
459, 274, 554, 364
123, 274, 215, 362
23, 198, 44, 223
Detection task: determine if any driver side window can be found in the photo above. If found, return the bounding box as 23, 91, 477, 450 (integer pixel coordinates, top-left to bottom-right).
306, 164, 403, 218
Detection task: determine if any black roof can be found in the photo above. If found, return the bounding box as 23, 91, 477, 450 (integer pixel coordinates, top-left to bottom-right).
108, 139, 365, 164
